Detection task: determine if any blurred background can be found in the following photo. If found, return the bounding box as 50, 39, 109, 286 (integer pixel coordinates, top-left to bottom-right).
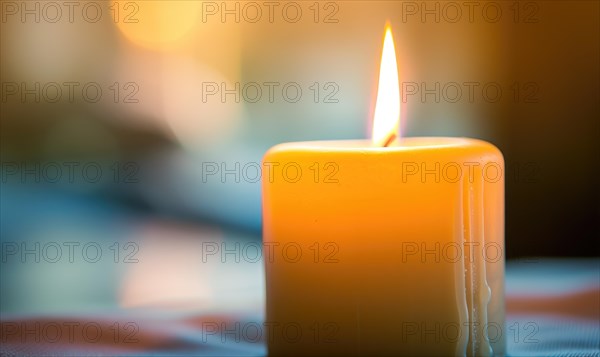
1, 0, 598, 316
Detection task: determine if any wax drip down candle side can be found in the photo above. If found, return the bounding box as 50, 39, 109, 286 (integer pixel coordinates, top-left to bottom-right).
262, 24, 505, 357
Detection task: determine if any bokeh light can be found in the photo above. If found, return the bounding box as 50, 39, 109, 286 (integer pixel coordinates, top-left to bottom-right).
112, 1, 201, 50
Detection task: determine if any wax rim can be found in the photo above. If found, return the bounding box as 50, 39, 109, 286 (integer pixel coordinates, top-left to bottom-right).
268, 137, 492, 152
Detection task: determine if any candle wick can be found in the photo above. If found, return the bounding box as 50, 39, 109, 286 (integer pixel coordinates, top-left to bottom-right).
382, 133, 396, 147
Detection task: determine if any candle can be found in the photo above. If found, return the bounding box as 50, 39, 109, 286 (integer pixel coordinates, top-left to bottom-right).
262, 25, 505, 357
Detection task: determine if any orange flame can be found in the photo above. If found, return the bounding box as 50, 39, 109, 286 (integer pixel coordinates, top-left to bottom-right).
372, 25, 400, 147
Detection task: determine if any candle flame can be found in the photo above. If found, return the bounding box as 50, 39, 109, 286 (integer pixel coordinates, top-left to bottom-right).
372, 25, 400, 147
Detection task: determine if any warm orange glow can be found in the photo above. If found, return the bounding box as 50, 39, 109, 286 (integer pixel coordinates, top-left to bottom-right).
112, 1, 201, 50
372, 25, 400, 147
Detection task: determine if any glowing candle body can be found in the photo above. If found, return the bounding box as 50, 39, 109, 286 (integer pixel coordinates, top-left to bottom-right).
262, 137, 505, 356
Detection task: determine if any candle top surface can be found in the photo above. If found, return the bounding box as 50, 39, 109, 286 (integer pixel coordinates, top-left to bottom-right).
268, 137, 496, 153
